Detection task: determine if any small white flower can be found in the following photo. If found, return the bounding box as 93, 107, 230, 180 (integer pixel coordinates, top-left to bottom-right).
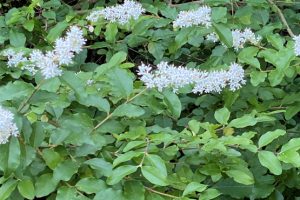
87, 25, 94, 32
173, 6, 212, 29
0, 106, 19, 144
87, 79, 94, 85
232, 28, 261, 51
86, 0, 145, 25
2, 49, 27, 68
138, 62, 245, 94
293, 35, 300, 56
206, 33, 219, 43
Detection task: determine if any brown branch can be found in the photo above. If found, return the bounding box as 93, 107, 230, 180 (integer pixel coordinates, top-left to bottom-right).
145, 186, 180, 199
267, 0, 295, 37
18, 80, 45, 113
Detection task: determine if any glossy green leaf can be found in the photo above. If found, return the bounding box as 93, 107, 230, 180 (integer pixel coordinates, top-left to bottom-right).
258, 150, 282, 175
18, 179, 35, 200
141, 166, 168, 186
107, 165, 138, 185
183, 182, 207, 196
258, 129, 286, 148
214, 107, 230, 125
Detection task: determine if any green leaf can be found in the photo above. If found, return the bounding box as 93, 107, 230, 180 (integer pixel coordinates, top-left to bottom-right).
214, 107, 230, 125
267, 34, 284, 50
163, 90, 181, 118
228, 115, 257, 128
258, 129, 286, 148
105, 23, 118, 43
113, 104, 145, 118
146, 154, 167, 177
212, 7, 227, 23
280, 138, 300, 153
46, 21, 68, 42
113, 151, 143, 167
258, 151, 282, 175
250, 71, 267, 86
141, 166, 168, 186
42, 148, 62, 170
213, 23, 233, 47
107, 165, 138, 185
17, 179, 35, 200
0, 179, 18, 200
7, 137, 20, 173
95, 51, 127, 76
225, 169, 254, 185
148, 42, 165, 60
56, 186, 77, 200
107, 68, 133, 98
199, 188, 221, 200
78, 94, 110, 113
35, 173, 58, 198
278, 149, 300, 167
53, 160, 80, 181
183, 182, 207, 196
238, 47, 260, 69
123, 141, 145, 152
94, 188, 124, 200
84, 158, 112, 177
9, 30, 26, 47
123, 181, 145, 200
23, 20, 34, 32
0, 81, 34, 102
75, 177, 106, 194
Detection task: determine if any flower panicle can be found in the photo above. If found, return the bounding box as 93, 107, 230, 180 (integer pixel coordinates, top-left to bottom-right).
0, 106, 19, 144
86, 0, 145, 25
173, 6, 212, 29
3, 26, 86, 79
137, 62, 245, 94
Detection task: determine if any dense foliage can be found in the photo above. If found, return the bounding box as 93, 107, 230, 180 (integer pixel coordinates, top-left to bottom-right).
1, 0, 300, 199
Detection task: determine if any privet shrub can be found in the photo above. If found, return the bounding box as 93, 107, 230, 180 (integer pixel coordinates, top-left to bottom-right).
1, 0, 300, 199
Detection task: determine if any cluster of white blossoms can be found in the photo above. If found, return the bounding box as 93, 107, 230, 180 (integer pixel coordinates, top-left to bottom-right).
232, 28, 261, 51
173, 6, 212, 29
138, 62, 245, 94
205, 29, 261, 51
3, 26, 86, 79
206, 32, 219, 43
2, 49, 37, 74
293, 35, 300, 56
0, 106, 19, 144
86, 0, 145, 25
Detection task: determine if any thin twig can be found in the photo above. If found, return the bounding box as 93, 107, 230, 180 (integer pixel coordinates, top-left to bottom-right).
17, 80, 45, 113
267, 0, 295, 37
145, 186, 180, 199
138, 138, 150, 167
91, 88, 147, 133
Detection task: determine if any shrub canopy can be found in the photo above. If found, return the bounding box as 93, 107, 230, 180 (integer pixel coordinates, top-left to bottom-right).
0, 0, 300, 199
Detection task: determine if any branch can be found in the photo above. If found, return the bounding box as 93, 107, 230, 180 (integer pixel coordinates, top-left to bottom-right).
144, 186, 180, 199
90, 88, 147, 133
18, 80, 45, 113
268, 0, 295, 37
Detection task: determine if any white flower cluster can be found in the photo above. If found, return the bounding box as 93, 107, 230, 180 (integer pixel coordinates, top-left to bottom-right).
138, 62, 245, 94
2, 49, 37, 74
86, 0, 145, 25
206, 33, 219, 43
205, 28, 261, 51
232, 28, 261, 51
293, 35, 300, 56
0, 106, 19, 144
3, 26, 86, 79
173, 6, 212, 29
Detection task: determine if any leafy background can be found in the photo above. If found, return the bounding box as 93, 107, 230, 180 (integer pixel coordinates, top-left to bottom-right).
1, 0, 300, 199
